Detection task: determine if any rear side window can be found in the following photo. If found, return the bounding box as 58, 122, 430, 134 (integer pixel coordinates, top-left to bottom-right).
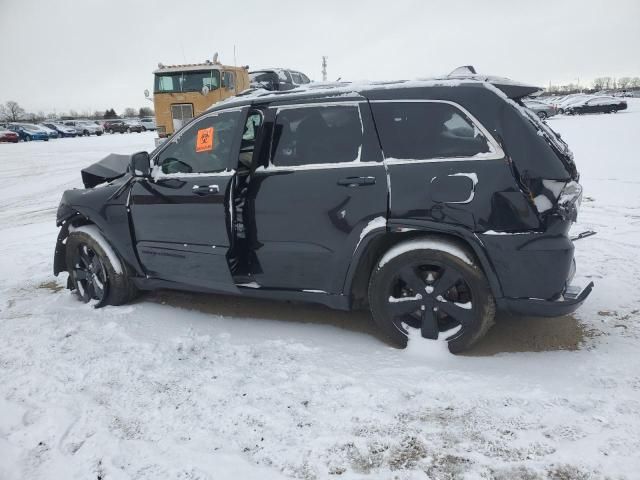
371, 102, 492, 160
271, 104, 363, 167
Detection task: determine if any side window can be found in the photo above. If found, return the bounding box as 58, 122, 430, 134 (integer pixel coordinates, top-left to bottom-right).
371, 102, 492, 160
290, 72, 303, 84
271, 104, 364, 167
239, 111, 263, 167
156, 110, 242, 175
223, 71, 235, 90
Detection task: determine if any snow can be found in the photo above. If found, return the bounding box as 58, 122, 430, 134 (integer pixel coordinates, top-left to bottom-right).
68, 224, 124, 275
378, 238, 475, 268
357, 216, 387, 245
1, 102, 640, 479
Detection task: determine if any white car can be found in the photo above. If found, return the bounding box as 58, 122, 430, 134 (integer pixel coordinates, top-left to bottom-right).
139, 117, 156, 131
63, 120, 103, 136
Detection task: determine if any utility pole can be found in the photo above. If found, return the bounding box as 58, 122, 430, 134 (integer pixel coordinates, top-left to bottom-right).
322, 56, 327, 82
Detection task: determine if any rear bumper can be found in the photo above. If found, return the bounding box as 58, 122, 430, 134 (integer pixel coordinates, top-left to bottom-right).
499, 281, 594, 317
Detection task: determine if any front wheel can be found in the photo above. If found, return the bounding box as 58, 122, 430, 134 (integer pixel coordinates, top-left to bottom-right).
368, 244, 495, 353
537, 111, 548, 120
66, 228, 137, 307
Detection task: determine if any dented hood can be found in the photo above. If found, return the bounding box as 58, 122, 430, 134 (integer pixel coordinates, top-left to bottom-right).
81, 153, 131, 188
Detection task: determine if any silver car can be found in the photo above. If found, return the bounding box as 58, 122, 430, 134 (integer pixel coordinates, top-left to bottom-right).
523, 99, 557, 119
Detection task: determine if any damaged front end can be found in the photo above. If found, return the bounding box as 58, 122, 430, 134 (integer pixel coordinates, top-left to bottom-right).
53, 153, 138, 278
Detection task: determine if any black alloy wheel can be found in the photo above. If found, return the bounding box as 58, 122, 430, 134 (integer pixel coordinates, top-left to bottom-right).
71, 243, 108, 305
384, 260, 474, 341
369, 247, 495, 353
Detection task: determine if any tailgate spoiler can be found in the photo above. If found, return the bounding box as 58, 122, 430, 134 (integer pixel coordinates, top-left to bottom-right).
445, 65, 542, 99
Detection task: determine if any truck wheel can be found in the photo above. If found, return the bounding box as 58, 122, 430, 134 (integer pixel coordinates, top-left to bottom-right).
368, 244, 495, 353
65, 228, 137, 308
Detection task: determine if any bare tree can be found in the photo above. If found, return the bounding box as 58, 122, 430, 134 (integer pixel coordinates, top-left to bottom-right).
138, 106, 154, 118
0, 100, 26, 122
123, 107, 137, 118
617, 77, 630, 90
592, 78, 604, 90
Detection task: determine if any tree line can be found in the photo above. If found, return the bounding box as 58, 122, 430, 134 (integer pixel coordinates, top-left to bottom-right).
547, 76, 640, 95
0, 101, 154, 123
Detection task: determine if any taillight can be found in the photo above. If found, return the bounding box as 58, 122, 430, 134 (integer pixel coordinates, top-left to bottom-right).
532, 180, 582, 222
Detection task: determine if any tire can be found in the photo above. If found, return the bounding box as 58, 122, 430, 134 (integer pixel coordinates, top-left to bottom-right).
26, 135, 32, 141
558, 108, 564, 114
537, 111, 548, 120
368, 243, 495, 353
65, 229, 138, 308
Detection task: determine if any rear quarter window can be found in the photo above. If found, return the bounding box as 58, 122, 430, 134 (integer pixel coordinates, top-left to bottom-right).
371, 102, 493, 160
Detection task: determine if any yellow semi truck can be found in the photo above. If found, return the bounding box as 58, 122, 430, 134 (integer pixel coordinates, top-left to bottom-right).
147, 56, 249, 137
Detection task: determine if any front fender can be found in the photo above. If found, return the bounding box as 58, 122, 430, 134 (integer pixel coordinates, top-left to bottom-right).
53, 181, 143, 277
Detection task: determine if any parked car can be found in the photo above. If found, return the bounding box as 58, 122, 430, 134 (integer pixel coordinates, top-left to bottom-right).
123, 119, 145, 133
249, 68, 311, 91
139, 117, 156, 131
564, 96, 627, 115
555, 94, 590, 113
104, 120, 143, 133
103, 120, 129, 134
63, 120, 103, 136
38, 124, 60, 139
7, 123, 49, 141
53, 74, 592, 353
523, 99, 557, 119
42, 122, 78, 138
0, 127, 19, 143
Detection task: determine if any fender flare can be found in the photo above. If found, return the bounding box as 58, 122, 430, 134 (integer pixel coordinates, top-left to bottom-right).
342, 219, 504, 302
53, 206, 143, 277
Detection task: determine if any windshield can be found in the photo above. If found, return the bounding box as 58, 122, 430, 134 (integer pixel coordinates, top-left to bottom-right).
154, 70, 221, 93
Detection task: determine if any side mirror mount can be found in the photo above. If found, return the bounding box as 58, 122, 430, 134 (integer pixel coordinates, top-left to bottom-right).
131, 151, 151, 178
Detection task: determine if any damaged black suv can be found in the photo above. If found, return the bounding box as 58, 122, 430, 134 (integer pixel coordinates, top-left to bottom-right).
54, 73, 593, 353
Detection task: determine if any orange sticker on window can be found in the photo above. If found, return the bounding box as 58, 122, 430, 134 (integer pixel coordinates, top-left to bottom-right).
196, 127, 214, 152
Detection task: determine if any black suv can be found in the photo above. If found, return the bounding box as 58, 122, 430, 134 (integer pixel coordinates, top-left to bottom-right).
53, 75, 592, 352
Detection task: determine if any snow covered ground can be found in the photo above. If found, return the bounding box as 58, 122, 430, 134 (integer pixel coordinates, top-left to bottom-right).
1, 103, 639, 479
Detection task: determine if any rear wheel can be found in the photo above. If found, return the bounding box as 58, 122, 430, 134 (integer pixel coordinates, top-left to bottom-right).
369, 245, 495, 353
537, 111, 548, 120
66, 229, 137, 307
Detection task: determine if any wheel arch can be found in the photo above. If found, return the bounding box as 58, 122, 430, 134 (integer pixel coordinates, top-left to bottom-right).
53, 206, 142, 278
344, 221, 504, 309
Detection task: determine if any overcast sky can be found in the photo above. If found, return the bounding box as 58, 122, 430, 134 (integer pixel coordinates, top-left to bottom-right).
1, 0, 638, 115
